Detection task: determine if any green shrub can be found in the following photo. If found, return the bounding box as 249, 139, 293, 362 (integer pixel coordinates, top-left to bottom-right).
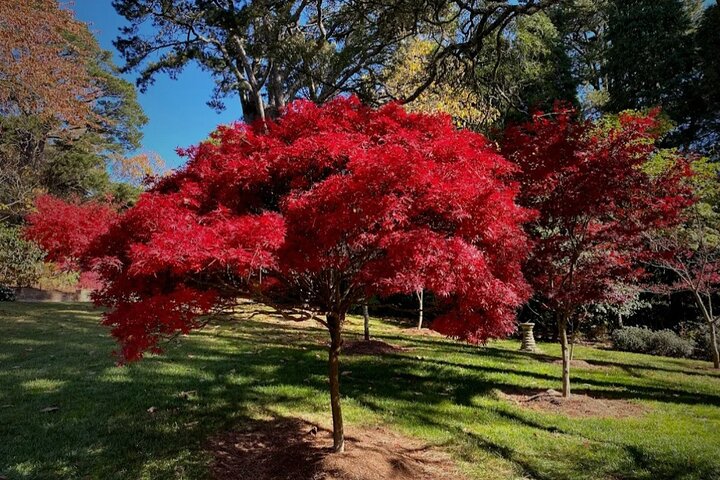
0, 285, 16, 301
612, 326, 654, 353
0, 225, 44, 287
612, 326, 694, 358
648, 329, 695, 358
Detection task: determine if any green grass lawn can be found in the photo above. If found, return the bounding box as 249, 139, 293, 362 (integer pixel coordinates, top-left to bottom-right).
1, 302, 720, 480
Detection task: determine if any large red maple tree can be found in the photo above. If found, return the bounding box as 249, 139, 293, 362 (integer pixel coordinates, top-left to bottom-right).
27, 98, 531, 452
503, 107, 693, 397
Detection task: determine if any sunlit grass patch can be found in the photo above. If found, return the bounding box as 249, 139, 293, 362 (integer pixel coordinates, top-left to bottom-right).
20, 378, 66, 393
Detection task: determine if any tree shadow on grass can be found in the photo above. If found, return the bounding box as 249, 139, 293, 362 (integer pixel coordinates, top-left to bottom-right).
382, 330, 720, 379
0, 306, 331, 479
369, 352, 720, 407
2, 304, 720, 480
581, 357, 720, 379
623, 443, 720, 480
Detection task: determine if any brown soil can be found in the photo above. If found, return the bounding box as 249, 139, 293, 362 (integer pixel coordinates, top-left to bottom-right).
209, 418, 467, 480
498, 389, 649, 419
550, 359, 607, 370
343, 340, 407, 356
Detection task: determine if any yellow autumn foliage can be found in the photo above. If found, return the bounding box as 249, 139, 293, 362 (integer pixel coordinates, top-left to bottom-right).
111, 152, 166, 184
384, 40, 500, 129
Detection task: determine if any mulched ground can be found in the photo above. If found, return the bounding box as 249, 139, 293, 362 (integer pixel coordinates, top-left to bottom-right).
400, 327, 443, 338
208, 418, 467, 480
550, 359, 608, 371
498, 389, 650, 418
343, 340, 408, 355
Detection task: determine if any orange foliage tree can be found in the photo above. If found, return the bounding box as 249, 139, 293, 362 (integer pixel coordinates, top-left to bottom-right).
0, 0, 98, 124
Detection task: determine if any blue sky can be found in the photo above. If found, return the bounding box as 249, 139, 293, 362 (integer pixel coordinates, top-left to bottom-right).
71, 1, 241, 169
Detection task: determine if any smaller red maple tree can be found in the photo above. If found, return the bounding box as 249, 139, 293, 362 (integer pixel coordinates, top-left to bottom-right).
25, 98, 531, 452
503, 106, 693, 397
25, 194, 118, 271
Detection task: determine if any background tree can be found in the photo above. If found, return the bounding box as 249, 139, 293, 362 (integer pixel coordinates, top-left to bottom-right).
28, 98, 531, 452
550, 0, 610, 114
382, 12, 575, 132
646, 158, 720, 368
691, 4, 720, 159
491, 11, 576, 124
604, 0, 706, 148
112, 0, 560, 122
416, 289, 425, 329
517, 0, 720, 336
0, 0, 151, 222
585, 283, 650, 330
552, 0, 719, 151
1, 0, 94, 222
382, 39, 496, 130
503, 107, 692, 397
0, 0, 96, 125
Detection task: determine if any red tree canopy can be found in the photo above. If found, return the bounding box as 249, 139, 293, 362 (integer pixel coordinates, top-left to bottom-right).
44, 97, 531, 360
503, 107, 693, 318
25, 194, 118, 270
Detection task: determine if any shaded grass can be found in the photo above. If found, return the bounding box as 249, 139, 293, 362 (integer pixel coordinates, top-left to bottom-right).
1, 302, 719, 479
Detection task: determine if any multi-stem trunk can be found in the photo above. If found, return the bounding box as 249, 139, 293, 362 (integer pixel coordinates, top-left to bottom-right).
558, 314, 571, 398
363, 303, 370, 341
416, 289, 424, 330
327, 312, 345, 452
710, 322, 720, 369
691, 290, 720, 369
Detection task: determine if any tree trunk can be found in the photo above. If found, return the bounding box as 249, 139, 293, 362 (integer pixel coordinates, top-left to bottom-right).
691, 290, 719, 369
240, 93, 260, 123
327, 313, 345, 452
558, 315, 571, 398
710, 322, 720, 369
417, 289, 424, 330
363, 304, 370, 341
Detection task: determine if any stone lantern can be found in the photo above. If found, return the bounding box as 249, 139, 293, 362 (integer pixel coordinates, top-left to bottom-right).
519, 322, 537, 352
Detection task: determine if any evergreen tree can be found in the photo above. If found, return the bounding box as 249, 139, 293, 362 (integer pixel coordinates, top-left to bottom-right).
692, 4, 720, 158
551, 0, 610, 114
605, 0, 700, 118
